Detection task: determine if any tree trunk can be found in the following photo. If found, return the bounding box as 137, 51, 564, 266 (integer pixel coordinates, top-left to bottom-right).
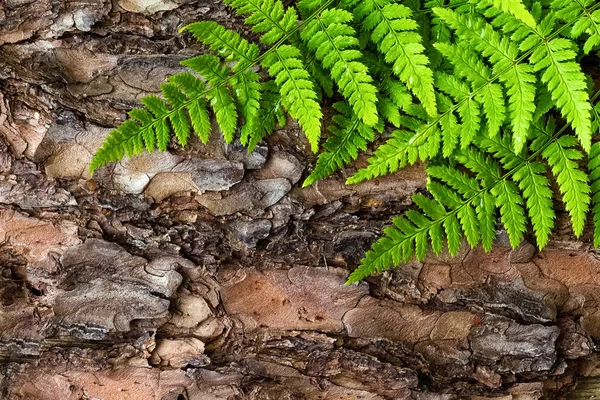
0, 1, 599, 399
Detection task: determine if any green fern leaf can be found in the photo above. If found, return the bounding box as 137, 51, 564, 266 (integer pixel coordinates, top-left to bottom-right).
346, 128, 423, 184
303, 102, 375, 187
435, 72, 482, 148
589, 142, 600, 246
353, 0, 437, 117
208, 87, 238, 143
182, 55, 239, 141
476, 191, 497, 251
488, 0, 537, 28
301, 8, 379, 126
160, 83, 191, 146
444, 214, 462, 255
491, 180, 526, 249
181, 21, 259, 70
141, 96, 171, 151
168, 73, 212, 144
433, 8, 536, 153
552, 0, 600, 54
225, 0, 298, 45
263, 45, 322, 152
541, 134, 591, 237
514, 162, 555, 249
128, 109, 155, 152
231, 72, 262, 142
530, 38, 592, 151
434, 42, 506, 137
247, 81, 286, 151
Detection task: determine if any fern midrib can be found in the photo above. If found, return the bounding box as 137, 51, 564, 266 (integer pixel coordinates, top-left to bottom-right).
362, 120, 573, 269
360, 2, 600, 174
93, 0, 335, 164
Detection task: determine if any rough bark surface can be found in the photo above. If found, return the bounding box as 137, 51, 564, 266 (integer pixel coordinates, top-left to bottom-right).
1, 1, 599, 399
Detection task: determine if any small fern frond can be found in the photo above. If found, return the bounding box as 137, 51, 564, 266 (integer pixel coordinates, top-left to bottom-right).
182, 21, 259, 70
301, 8, 379, 126
479, 0, 537, 28
231, 72, 262, 142
530, 38, 592, 151
352, 0, 437, 117
347, 101, 599, 284
225, 0, 298, 44
303, 102, 376, 187
247, 81, 286, 151
435, 72, 482, 148
434, 42, 507, 137
168, 73, 212, 144
90, 72, 216, 171
535, 123, 591, 238
182, 55, 239, 142
589, 141, 600, 247
346, 120, 441, 185
263, 45, 322, 152
553, 0, 600, 54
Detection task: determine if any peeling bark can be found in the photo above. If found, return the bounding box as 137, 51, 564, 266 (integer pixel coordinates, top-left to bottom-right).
1, 1, 600, 399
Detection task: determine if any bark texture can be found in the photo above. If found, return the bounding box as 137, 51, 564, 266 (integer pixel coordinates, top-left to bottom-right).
1, 1, 599, 399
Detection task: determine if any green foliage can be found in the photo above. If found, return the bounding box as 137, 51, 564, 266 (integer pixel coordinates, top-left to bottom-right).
90, 0, 600, 284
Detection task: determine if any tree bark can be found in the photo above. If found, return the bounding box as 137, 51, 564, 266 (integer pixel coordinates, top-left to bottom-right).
0, 1, 599, 399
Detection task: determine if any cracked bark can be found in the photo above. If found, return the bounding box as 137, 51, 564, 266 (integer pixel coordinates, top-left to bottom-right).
1, 1, 599, 399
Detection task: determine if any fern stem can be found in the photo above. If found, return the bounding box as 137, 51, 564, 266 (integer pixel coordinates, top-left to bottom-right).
93, 0, 335, 165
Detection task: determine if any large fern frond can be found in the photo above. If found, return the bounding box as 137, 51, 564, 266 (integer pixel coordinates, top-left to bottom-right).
347, 111, 593, 284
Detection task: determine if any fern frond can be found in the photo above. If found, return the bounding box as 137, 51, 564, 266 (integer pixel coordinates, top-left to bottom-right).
433, 7, 536, 153
224, 0, 298, 44
590, 142, 600, 247
479, 0, 537, 28
263, 45, 322, 152
90, 71, 216, 171
182, 21, 259, 70
491, 179, 526, 248
435, 72, 481, 148
553, 0, 600, 54
345, 121, 441, 185
434, 42, 506, 137
353, 0, 437, 117
245, 82, 285, 151
168, 73, 212, 144
303, 102, 376, 187
536, 126, 591, 238
530, 38, 592, 151
182, 55, 239, 142
347, 147, 505, 284
231, 72, 262, 142
301, 8, 379, 126
480, 134, 554, 249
